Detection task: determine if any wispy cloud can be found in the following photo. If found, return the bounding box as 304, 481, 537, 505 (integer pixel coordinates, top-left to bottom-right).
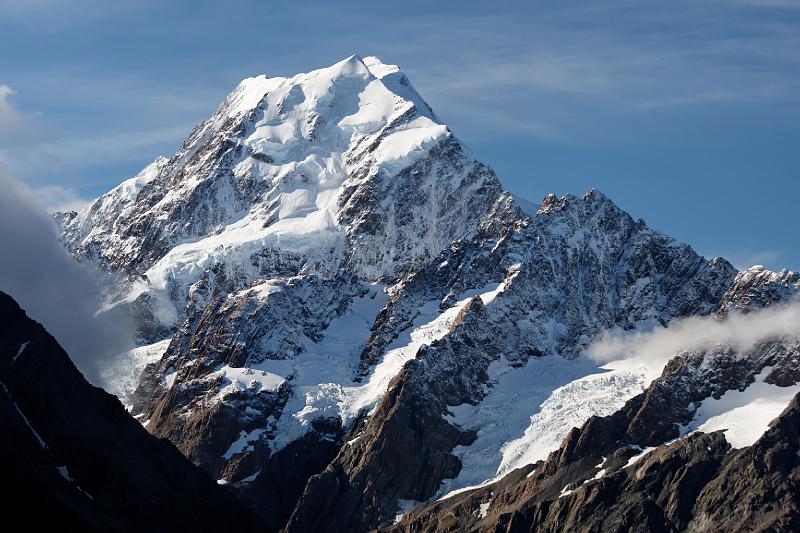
0, 78, 201, 195
340, 1, 800, 141
586, 300, 800, 370
30, 184, 90, 213
0, 84, 24, 130
0, 166, 134, 384
723, 250, 786, 271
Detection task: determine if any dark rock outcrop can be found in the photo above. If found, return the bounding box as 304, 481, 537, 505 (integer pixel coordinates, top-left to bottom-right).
0, 291, 265, 532
717, 265, 800, 317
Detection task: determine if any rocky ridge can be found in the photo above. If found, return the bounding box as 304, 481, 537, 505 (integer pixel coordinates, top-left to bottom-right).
0, 290, 265, 532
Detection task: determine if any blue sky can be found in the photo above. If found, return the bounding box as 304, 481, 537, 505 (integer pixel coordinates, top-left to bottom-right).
1, 0, 798, 270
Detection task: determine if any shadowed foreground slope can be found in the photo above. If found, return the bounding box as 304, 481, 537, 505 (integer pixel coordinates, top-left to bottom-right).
0, 290, 266, 532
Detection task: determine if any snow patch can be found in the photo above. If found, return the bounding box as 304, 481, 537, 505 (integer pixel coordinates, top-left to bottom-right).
224, 75, 282, 117
437, 355, 649, 498
681, 369, 800, 448
1, 381, 48, 449
164, 370, 178, 389
373, 117, 448, 172
12, 341, 29, 363
624, 446, 657, 468
590, 468, 606, 481
223, 428, 267, 460
248, 282, 282, 300
363, 56, 400, 80
211, 366, 285, 401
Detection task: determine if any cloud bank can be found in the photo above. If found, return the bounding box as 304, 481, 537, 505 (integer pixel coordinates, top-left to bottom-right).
0, 167, 133, 385
31, 184, 90, 213
586, 302, 800, 370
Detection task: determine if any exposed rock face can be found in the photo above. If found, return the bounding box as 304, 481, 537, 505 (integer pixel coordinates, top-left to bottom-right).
389, 278, 800, 532
283, 190, 736, 531
686, 392, 800, 532
389, 389, 800, 533
0, 291, 264, 532
57, 53, 788, 532
717, 265, 800, 316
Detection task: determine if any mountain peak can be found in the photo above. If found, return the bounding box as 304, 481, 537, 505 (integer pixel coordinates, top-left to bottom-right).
536, 188, 609, 212
362, 55, 400, 79
582, 187, 610, 203
537, 193, 560, 214
61, 53, 506, 333
220, 55, 375, 120
322, 53, 372, 78
50, 52, 797, 533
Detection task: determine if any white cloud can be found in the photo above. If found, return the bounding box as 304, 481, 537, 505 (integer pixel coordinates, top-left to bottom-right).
0, 83, 51, 178
586, 301, 800, 370
725, 250, 786, 271
0, 85, 19, 122
0, 167, 134, 385
31, 184, 90, 213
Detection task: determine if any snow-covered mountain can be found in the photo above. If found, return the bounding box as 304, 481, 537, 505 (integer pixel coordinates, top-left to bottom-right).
61, 54, 507, 340
58, 55, 799, 531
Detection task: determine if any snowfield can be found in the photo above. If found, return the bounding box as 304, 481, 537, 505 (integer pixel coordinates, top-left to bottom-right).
265, 281, 508, 453
439, 355, 650, 497
681, 368, 800, 448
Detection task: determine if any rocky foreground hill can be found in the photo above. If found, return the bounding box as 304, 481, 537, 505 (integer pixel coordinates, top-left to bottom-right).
55, 55, 800, 531
0, 290, 265, 531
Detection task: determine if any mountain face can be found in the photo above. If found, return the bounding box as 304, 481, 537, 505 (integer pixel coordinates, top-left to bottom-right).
390, 271, 800, 532
58, 55, 798, 531
0, 290, 264, 532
